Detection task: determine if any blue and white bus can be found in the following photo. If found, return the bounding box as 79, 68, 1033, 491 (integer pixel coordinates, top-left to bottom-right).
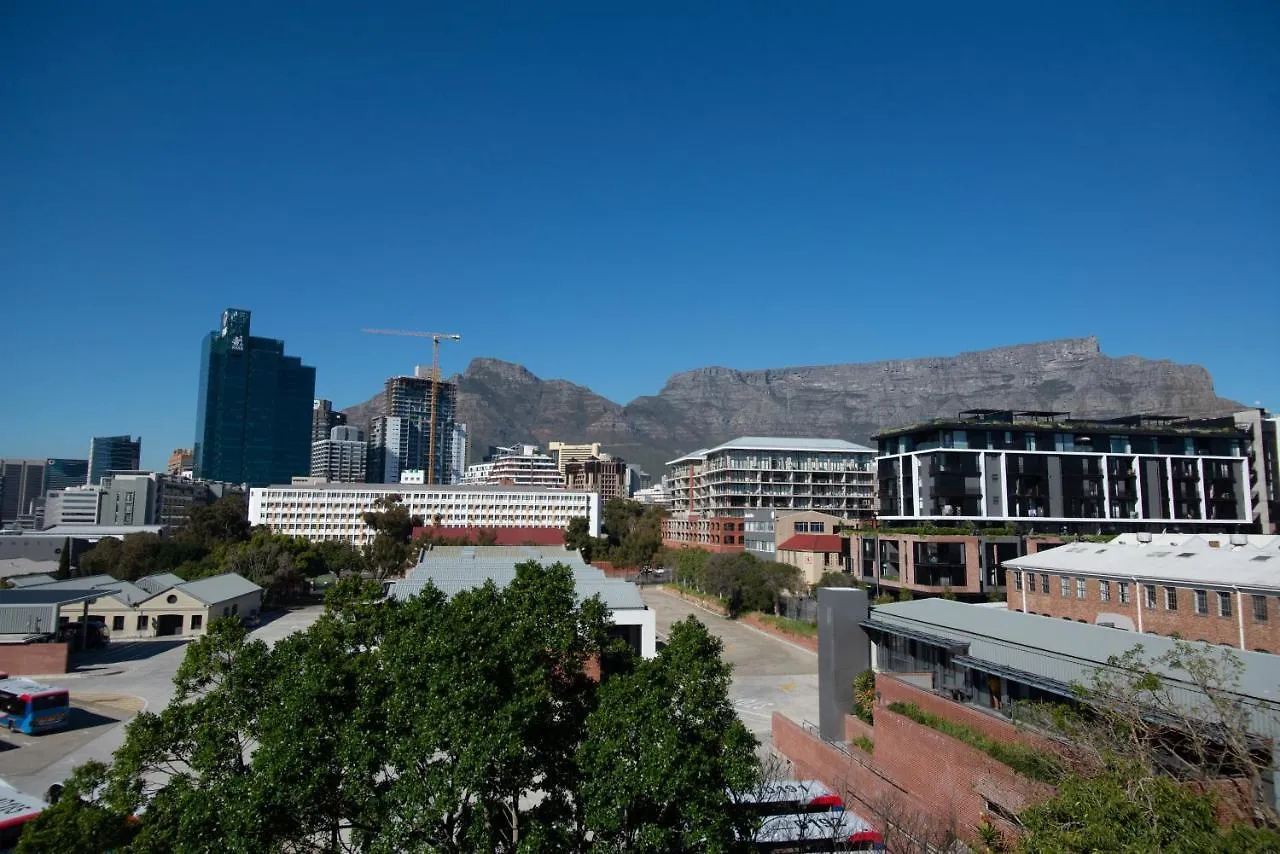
0, 678, 70, 735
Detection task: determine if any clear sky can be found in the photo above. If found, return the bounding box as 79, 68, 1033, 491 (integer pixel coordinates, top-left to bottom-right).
2, 1, 1277, 469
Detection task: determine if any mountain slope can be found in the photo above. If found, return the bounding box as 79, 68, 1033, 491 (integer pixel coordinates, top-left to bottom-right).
343, 337, 1243, 477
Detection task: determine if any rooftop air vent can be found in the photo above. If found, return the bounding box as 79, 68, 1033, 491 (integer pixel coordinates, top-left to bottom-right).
1137, 532, 1153, 543
1231, 534, 1249, 546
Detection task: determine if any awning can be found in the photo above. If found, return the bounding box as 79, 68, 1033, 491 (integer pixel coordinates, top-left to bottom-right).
860, 620, 970, 652
952, 655, 1074, 696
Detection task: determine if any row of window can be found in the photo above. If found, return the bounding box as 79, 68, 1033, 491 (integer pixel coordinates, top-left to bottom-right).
793, 521, 827, 533
1014, 571, 1270, 621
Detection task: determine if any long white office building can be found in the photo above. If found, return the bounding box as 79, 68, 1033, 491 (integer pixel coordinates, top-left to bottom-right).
248, 482, 600, 545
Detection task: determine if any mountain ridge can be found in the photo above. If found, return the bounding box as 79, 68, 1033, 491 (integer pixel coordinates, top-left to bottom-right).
342, 337, 1243, 477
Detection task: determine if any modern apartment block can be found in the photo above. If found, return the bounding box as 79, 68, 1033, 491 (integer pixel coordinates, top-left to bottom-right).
1235, 408, 1280, 534
167, 448, 194, 477
310, 426, 368, 483
451, 423, 469, 484
88, 435, 142, 485
462, 445, 565, 488
661, 437, 876, 552
564, 457, 628, 502
368, 371, 457, 486
311, 399, 348, 444
194, 309, 316, 486
1004, 534, 1280, 652
247, 482, 601, 546
875, 410, 1255, 534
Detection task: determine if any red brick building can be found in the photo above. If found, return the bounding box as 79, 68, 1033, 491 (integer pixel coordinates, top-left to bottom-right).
1005, 540, 1280, 653
660, 515, 743, 553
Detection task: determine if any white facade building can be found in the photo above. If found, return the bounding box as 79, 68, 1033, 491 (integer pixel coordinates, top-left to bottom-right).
310, 425, 367, 483
43, 485, 104, 527
462, 445, 565, 488
248, 482, 600, 545
632, 483, 671, 507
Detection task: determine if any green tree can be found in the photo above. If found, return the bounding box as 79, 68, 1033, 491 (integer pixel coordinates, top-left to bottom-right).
223, 534, 304, 606
178, 494, 251, 548
78, 536, 123, 577
816, 570, 859, 588
579, 618, 759, 852
15, 761, 136, 853
362, 495, 423, 580
565, 516, 594, 558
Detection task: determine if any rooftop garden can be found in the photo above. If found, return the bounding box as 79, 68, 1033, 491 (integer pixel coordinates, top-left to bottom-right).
887, 701, 1062, 783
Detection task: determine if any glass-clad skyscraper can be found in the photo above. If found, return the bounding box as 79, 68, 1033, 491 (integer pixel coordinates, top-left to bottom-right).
194, 309, 316, 487
88, 435, 142, 485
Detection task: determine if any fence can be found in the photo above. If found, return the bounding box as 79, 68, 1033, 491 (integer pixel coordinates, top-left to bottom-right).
777, 594, 818, 623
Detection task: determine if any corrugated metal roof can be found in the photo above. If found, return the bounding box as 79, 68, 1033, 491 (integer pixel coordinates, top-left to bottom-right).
0, 588, 105, 606
1004, 543, 1280, 590
7, 574, 56, 588
0, 558, 60, 579
136, 573, 186, 595
0, 605, 58, 635
174, 573, 262, 606
867, 598, 1280, 736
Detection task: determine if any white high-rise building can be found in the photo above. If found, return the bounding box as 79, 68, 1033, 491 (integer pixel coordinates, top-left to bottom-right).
462, 445, 565, 488
451, 423, 469, 485
310, 425, 368, 483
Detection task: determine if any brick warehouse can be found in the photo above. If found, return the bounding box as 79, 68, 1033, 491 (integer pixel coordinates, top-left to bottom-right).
1005, 534, 1280, 653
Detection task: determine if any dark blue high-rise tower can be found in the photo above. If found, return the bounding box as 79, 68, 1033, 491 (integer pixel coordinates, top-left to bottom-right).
194, 309, 316, 487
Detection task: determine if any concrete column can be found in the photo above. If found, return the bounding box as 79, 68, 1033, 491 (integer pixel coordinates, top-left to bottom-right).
817, 587, 870, 742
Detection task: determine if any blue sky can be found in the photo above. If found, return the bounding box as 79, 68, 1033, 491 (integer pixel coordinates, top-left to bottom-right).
2, 1, 1277, 469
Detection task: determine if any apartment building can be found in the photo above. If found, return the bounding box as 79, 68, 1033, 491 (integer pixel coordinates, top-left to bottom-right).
310, 425, 368, 483
248, 482, 600, 545
1235, 408, 1280, 534
167, 448, 194, 477
876, 410, 1255, 534
368, 372, 458, 486
661, 437, 876, 552
564, 457, 628, 501
1005, 534, 1280, 652
462, 445, 565, 488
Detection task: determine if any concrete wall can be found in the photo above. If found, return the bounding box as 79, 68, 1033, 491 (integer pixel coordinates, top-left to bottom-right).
0, 642, 69, 675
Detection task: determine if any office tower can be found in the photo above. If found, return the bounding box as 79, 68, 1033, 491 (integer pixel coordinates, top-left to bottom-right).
312, 399, 348, 444
0, 458, 88, 529
193, 309, 316, 487
43, 458, 90, 492
88, 435, 142, 485
167, 448, 194, 476
370, 372, 457, 484
547, 441, 604, 474
44, 484, 105, 527
311, 425, 368, 483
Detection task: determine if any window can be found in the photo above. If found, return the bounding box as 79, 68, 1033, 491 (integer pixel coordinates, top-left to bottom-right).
1060, 576, 1070, 597
1118, 582, 1130, 604
1014, 571, 1023, 592
1144, 585, 1157, 609
1076, 578, 1087, 599
137, 615, 149, 630
1099, 580, 1110, 602
1040, 574, 1050, 594
1165, 587, 1178, 611
1254, 595, 1268, 622
191, 615, 203, 631
1219, 592, 1232, 618
810, 521, 825, 533
1195, 590, 1208, 615
794, 522, 808, 533
112, 616, 124, 631
166, 594, 178, 605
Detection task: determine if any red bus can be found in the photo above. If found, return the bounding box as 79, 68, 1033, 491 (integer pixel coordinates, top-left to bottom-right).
0, 782, 44, 853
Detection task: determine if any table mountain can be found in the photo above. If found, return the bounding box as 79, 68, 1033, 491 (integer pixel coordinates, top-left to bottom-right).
342, 336, 1242, 477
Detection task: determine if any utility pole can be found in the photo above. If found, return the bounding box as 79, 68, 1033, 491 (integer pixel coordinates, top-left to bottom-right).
362, 329, 462, 485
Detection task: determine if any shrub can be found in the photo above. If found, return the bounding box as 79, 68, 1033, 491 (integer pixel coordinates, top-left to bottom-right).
886, 701, 1060, 783
852, 669, 875, 725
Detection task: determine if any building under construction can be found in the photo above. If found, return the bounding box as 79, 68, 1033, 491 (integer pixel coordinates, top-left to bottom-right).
368, 368, 458, 485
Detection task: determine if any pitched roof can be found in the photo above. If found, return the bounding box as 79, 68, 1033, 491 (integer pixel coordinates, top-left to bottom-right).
136, 572, 187, 595
410, 527, 567, 546
1004, 543, 1280, 591
0, 588, 106, 606
777, 534, 844, 553
173, 573, 262, 606
0, 558, 60, 579
7, 573, 56, 588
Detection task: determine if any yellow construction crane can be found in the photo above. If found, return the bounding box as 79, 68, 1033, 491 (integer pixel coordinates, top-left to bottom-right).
362, 329, 462, 485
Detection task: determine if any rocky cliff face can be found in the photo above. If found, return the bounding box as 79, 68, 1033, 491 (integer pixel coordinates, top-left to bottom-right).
342, 337, 1242, 477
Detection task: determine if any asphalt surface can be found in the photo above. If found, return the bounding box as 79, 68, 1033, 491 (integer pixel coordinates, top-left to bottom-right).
640, 587, 819, 749
0, 605, 326, 797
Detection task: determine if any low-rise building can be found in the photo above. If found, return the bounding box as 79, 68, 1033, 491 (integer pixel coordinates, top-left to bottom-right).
43, 485, 104, 527
776, 533, 847, 587
388, 545, 655, 658
1004, 535, 1280, 652
850, 530, 1024, 598
248, 482, 600, 545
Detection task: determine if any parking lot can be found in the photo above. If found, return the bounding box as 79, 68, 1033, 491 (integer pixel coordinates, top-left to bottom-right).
0, 604, 325, 796
639, 587, 818, 749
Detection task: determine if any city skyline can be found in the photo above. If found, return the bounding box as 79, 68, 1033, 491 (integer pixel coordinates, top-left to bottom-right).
3, 3, 1277, 467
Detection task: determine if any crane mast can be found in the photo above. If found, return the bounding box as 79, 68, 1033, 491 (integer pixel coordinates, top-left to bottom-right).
361, 329, 462, 485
